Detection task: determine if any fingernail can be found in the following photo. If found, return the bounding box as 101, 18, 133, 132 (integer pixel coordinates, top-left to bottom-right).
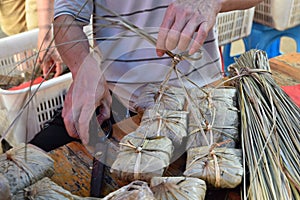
189, 48, 196, 55
156, 49, 164, 57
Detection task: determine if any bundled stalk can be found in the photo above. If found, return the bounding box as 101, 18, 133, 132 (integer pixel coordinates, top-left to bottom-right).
182, 86, 243, 189
12, 177, 82, 200
183, 146, 243, 188
150, 176, 206, 200
135, 84, 186, 111
110, 131, 174, 185
13, 178, 154, 200
186, 87, 240, 149
103, 180, 155, 200
0, 173, 11, 200
229, 49, 300, 199
0, 143, 54, 195
139, 109, 188, 146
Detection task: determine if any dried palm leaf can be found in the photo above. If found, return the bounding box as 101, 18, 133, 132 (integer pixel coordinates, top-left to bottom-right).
0, 173, 11, 200
229, 49, 300, 200
186, 87, 239, 149
150, 176, 206, 200
110, 132, 174, 184
103, 180, 155, 200
184, 146, 243, 188
0, 143, 54, 194
13, 177, 116, 200
12, 177, 80, 200
135, 84, 186, 111
139, 109, 188, 146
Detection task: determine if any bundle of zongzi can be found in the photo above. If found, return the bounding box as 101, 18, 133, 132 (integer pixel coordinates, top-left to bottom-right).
111, 132, 173, 185
139, 109, 188, 146
184, 146, 243, 188
103, 180, 155, 200
150, 176, 206, 200
135, 84, 185, 111
0, 143, 54, 194
186, 87, 239, 149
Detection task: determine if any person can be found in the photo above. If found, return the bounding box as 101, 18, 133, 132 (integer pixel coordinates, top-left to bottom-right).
0, 0, 37, 36
36, 0, 63, 78
0, 0, 61, 76
0, 0, 38, 152
0, 0, 39, 73
50, 0, 263, 146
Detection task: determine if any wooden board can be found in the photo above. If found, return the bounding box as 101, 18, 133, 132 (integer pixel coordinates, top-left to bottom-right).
48, 142, 93, 197
111, 113, 142, 141
47, 115, 142, 197
269, 52, 300, 86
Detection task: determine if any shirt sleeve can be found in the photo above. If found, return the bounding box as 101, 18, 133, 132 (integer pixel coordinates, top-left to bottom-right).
54, 0, 93, 25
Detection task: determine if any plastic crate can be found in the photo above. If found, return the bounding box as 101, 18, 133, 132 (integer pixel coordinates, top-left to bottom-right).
217, 7, 255, 46
254, 0, 300, 31
0, 29, 72, 145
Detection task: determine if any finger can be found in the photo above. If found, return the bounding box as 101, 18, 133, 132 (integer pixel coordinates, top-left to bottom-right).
62, 84, 73, 118
156, 5, 176, 56
164, 5, 194, 51
63, 112, 80, 139
165, 18, 186, 51
42, 64, 51, 77
62, 84, 81, 138
76, 83, 100, 144
189, 21, 208, 55
54, 62, 63, 77
78, 100, 97, 145
62, 90, 80, 139
96, 108, 110, 125
96, 95, 112, 125
177, 16, 199, 51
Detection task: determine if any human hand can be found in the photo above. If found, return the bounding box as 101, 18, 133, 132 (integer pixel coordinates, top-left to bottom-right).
156, 0, 222, 56
62, 53, 112, 144
38, 31, 64, 78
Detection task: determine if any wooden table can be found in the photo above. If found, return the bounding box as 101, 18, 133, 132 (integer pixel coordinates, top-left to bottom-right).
269, 52, 300, 86
47, 115, 143, 197
48, 52, 300, 198
269, 52, 300, 106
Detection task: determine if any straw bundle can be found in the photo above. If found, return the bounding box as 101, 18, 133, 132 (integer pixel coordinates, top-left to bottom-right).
12, 177, 81, 200
135, 84, 185, 111
0, 173, 11, 200
229, 49, 300, 199
186, 87, 239, 149
139, 109, 188, 146
103, 180, 155, 200
184, 146, 243, 188
14, 178, 154, 200
0, 143, 54, 194
150, 176, 206, 200
110, 132, 174, 184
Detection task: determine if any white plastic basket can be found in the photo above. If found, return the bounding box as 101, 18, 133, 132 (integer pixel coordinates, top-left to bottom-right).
0, 29, 72, 145
254, 0, 300, 31
217, 7, 255, 46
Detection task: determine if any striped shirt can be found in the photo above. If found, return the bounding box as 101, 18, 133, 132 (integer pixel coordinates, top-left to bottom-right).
54, 0, 222, 110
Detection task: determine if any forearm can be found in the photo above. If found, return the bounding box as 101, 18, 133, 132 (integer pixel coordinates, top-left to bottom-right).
37, 0, 54, 39
53, 15, 90, 77
219, 0, 263, 12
